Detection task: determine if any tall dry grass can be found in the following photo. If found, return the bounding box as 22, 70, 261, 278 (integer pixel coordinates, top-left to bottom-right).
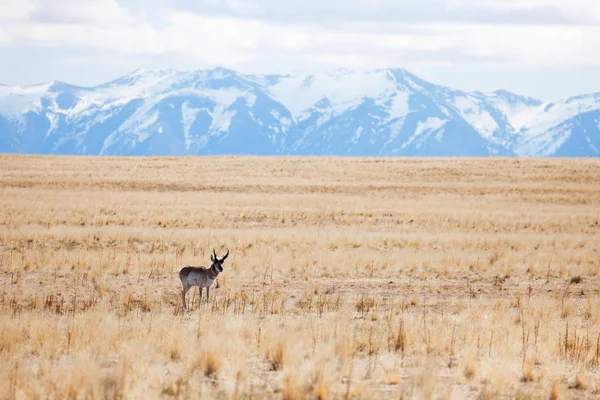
1, 155, 599, 398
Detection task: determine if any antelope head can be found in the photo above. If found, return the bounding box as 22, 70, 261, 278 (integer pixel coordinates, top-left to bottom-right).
210, 248, 229, 272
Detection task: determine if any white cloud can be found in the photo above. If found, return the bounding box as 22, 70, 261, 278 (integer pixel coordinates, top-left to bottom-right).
35, 0, 138, 26
1, 0, 600, 92
0, 0, 37, 22
59, 57, 97, 66
450, 0, 600, 19
170, 0, 600, 25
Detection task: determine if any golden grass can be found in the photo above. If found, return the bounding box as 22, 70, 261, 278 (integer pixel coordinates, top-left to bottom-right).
1, 155, 600, 399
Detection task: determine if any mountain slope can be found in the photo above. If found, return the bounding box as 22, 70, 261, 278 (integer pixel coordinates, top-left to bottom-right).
1, 68, 599, 156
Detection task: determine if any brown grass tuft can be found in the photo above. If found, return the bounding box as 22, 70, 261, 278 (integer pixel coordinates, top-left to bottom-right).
266, 340, 286, 371
549, 380, 560, 400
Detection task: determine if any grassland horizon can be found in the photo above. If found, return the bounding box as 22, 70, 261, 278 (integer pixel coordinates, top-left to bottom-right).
1, 155, 599, 399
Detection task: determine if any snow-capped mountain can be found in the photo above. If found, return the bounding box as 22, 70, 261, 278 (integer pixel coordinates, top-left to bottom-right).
1, 67, 599, 156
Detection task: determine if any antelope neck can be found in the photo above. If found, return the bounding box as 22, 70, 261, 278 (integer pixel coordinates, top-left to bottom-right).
209, 265, 220, 278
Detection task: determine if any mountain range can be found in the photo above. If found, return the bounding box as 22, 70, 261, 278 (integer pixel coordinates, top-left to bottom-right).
1, 67, 599, 157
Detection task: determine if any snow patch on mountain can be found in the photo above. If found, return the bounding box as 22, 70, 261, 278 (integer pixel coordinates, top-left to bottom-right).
377, 91, 411, 121
352, 127, 363, 144
515, 121, 573, 156
520, 94, 600, 138
383, 118, 407, 149
269, 69, 404, 120
416, 117, 447, 137
586, 135, 599, 154
0, 83, 52, 118
181, 101, 202, 149
403, 117, 447, 149
451, 95, 499, 139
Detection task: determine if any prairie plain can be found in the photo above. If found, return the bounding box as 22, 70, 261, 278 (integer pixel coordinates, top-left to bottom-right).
1, 155, 600, 399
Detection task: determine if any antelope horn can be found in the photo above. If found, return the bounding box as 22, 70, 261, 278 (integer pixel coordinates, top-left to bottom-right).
219, 248, 229, 262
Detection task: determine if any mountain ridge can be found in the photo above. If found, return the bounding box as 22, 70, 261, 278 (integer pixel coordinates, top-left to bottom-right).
1, 67, 599, 157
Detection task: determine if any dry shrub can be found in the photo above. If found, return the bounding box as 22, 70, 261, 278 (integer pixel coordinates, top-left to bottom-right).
266, 339, 286, 371
190, 333, 222, 379
461, 353, 477, 381
355, 295, 376, 316
570, 371, 588, 390
170, 341, 182, 361
395, 319, 407, 355
311, 360, 332, 400
282, 368, 302, 400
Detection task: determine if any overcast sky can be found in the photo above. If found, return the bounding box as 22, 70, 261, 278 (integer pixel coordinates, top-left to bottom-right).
1, 0, 599, 101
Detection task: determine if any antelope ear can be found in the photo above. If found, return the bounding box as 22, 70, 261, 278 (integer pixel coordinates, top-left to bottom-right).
210, 254, 215, 262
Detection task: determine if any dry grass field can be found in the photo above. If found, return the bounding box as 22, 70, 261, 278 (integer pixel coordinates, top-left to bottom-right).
1, 155, 600, 399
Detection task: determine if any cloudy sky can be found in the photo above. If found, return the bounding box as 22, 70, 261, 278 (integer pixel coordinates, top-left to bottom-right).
1, 0, 599, 100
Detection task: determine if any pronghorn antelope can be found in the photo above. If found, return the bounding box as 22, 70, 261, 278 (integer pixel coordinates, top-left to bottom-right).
179, 248, 229, 311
